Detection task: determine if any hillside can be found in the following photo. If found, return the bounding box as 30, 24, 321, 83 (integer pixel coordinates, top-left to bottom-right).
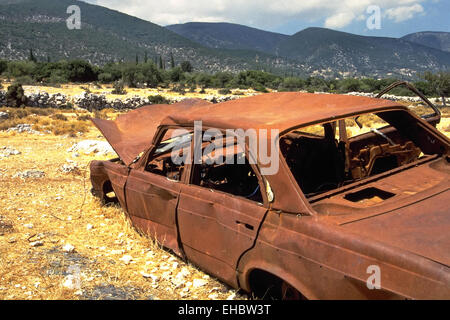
166, 22, 289, 53
402, 31, 450, 53
276, 27, 450, 78
0, 0, 287, 73
167, 24, 450, 78
0, 1, 449, 78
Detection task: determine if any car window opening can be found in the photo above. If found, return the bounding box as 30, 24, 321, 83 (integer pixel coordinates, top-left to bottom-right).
280, 110, 446, 201
192, 148, 264, 204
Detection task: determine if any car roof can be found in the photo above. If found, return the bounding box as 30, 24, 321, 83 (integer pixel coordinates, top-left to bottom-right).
161, 92, 404, 133
93, 92, 405, 166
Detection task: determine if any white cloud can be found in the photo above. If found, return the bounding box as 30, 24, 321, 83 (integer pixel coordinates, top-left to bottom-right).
385, 4, 424, 22
325, 12, 356, 29
82, 0, 428, 30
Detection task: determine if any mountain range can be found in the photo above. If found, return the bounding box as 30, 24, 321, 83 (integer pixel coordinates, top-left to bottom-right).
0, 0, 449, 79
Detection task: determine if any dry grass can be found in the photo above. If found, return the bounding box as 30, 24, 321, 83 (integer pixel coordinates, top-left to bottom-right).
0, 117, 243, 300
1, 98, 448, 300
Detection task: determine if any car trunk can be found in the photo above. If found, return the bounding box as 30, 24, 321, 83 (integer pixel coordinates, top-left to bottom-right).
341, 190, 450, 267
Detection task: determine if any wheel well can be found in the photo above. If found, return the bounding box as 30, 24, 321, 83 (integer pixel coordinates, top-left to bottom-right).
248, 269, 306, 300
102, 180, 119, 204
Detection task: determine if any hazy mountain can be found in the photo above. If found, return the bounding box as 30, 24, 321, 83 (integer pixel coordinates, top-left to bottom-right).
275, 27, 450, 78
166, 22, 289, 53
402, 31, 450, 53
168, 23, 450, 78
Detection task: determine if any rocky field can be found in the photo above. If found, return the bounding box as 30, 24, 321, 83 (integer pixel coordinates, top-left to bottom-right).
0, 114, 248, 300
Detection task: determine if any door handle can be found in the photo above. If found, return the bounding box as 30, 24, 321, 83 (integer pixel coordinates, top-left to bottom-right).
236, 221, 254, 231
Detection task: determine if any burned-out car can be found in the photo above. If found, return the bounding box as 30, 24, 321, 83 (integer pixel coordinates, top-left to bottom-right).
90, 82, 450, 299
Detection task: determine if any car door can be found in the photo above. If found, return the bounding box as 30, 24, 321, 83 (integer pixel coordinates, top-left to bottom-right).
124, 133, 189, 256
177, 144, 269, 287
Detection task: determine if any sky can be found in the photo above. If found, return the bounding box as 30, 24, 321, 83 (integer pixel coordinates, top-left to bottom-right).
83, 0, 449, 37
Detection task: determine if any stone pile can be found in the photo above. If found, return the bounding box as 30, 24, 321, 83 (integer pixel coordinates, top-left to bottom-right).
27, 92, 70, 109
0, 111, 8, 120
74, 92, 150, 111
6, 124, 41, 134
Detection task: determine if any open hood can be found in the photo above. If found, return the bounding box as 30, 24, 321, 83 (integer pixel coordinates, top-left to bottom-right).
91, 99, 211, 166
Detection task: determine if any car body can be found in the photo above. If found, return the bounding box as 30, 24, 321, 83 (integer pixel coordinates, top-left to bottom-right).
90, 85, 450, 300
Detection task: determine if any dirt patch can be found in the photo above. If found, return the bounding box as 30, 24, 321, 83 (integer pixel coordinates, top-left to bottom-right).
0, 216, 14, 234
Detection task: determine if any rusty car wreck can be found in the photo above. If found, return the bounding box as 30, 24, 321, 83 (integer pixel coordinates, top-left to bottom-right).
90, 82, 450, 300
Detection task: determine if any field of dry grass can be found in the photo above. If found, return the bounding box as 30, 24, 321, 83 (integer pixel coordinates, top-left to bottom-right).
0, 98, 449, 300
5, 82, 256, 101
0, 114, 245, 300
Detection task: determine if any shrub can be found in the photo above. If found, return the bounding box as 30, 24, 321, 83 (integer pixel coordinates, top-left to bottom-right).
51, 113, 68, 121
15, 75, 34, 85
148, 95, 170, 105
28, 108, 52, 116
0, 118, 21, 131
93, 109, 109, 120
111, 80, 126, 95
77, 114, 92, 121
171, 84, 186, 95
6, 83, 27, 108
253, 84, 268, 93
50, 119, 89, 136
218, 88, 231, 95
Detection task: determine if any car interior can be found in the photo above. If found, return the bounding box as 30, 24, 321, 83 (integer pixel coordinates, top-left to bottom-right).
280, 110, 447, 199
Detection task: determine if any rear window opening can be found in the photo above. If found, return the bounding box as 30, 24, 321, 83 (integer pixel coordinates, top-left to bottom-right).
280, 109, 448, 201
344, 187, 396, 204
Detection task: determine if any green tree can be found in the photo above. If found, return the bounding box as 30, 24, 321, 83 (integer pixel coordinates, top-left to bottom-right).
169, 67, 183, 82
180, 61, 193, 73
170, 52, 175, 69
423, 71, 450, 106
159, 56, 163, 70
0, 60, 7, 75
141, 62, 163, 87
28, 48, 36, 62
65, 60, 98, 82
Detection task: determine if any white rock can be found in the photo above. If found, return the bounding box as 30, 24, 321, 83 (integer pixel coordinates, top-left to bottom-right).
24, 223, 33, 229
67, 140, 116, 156
192, 278, 208, 288
30, 241, 43, 247
62, 275, 77, 290
62, 243, 75, 253
226, 292, 236, 300
86, 224, 94, 230
208, 293, 219, 300
119, 255, 133, 265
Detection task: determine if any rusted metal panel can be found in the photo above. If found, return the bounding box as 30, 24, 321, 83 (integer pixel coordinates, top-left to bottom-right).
92, 99, 211, 166
237, 210, 450, 299
177, 183, 268, 286
125, 169, 182, 255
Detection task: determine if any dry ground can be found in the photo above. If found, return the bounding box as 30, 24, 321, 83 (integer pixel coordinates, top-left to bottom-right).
0, 113, 246, 300
0, 100, 449, 300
